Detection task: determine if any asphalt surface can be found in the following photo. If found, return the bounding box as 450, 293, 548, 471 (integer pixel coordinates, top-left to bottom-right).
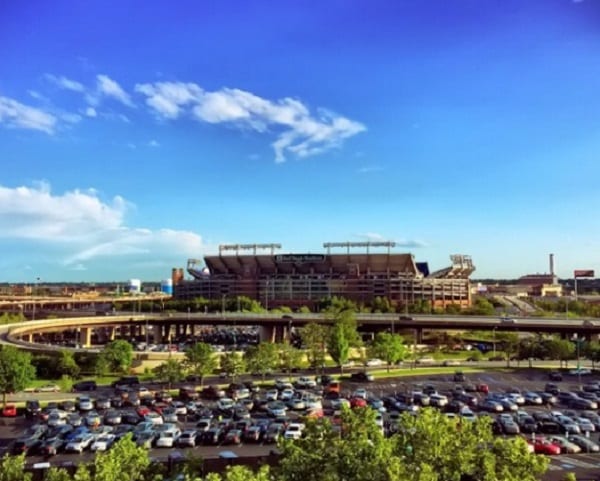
2, 370, 600, 481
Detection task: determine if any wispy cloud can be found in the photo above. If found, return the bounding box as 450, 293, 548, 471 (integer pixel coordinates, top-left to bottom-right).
356, 232, 427, 248
0, 96, 57, 134
148, 139, 160, 147
96, 74, 133, 107
356, 165, 383, 174
45, 74, 85, 93
135, 81, 365, 162
0, 182, 204, 266
84, 107, 97, 118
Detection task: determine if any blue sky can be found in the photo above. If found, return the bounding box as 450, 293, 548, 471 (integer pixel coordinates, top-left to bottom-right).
1, 0, 599, 282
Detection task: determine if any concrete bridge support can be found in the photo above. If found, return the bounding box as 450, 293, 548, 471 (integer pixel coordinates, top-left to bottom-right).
79, 327, 92, 348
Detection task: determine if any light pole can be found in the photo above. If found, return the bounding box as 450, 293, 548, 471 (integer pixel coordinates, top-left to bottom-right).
492, 327, 496, 356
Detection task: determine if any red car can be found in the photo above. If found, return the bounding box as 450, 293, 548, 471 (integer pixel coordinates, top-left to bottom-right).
2, 404, 17, 417
350, 397, 368, 408
476, 384, 489, 394
531, 437, 561, 455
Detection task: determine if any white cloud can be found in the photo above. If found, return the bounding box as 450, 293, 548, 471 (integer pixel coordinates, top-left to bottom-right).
356, 233, 427, 248
0, 182, 204, 266
61, 112, 82, 124
357, 165, 383, 174
85, 107, 97, 118
148, 139, 160, 147
0, 96, 57, 134
45, 74, 85, 93
97, 74, 133, 107
135, 81, 365, 162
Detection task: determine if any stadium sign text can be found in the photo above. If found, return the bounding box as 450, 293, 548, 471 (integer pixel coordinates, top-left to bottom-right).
276, 254, 326, 263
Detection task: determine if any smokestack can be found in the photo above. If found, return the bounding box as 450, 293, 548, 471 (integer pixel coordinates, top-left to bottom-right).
549, 253, 555, 276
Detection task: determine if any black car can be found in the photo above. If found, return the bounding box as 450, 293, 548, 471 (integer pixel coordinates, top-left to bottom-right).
12, 437, 41, 456
453, 371, 466, 382
202, 427, 224, 445
111, 376, 140, 388
25, 400, 41, 419
38, 436, 65, 457
548, 372, 563, 382
350, 372, 374, 382
72, 380, 98, 392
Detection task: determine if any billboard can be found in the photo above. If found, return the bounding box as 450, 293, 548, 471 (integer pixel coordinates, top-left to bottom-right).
574, 270, 595, 278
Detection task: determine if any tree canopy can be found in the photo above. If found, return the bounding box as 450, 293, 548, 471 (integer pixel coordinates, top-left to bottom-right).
97, 340, 133, 374
184, 342, 217, 387
0, 346, 36, 405
369, 332, 407, 371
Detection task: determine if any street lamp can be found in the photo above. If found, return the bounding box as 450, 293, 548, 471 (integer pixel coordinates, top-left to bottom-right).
492, 327, 497, 356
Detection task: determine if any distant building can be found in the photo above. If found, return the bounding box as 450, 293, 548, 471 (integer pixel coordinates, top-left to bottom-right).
174, 242, 475, 309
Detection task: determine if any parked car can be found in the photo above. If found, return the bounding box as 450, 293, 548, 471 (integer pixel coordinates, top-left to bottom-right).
25, 400, 41, 419
531, 437, 561, 455
224, 429, 243, 445
568, 435, 600, 453
72, 380, 98, 392
350, 372, 374, 382
547, 435, 582, 454
91, 433, 116, 452
65, 433, 94, 453
177, 429, 198, 448
2, 404, 17, 417
35, 384, 60, 393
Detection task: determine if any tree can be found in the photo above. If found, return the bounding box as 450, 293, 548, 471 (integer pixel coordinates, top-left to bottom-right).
0, 454, 31, 481
220, 352, 246, 381
327, 321, 350, 373
496, 332, 519, 367
276, 406, 402, 481
300, 322, 329, 370
57, 349, 80, 378
278, 342, 304, 378
98, 340, 133, 374
153, 358, 184, 389
544, 338, 576, 367
395, 408, 547, 481
93, 434, 152, 481
244, 343, 278, 381
369, 332, 407, 372
0, 346, 36, 406
44, 468, 72, 481
184, 342, 217, 387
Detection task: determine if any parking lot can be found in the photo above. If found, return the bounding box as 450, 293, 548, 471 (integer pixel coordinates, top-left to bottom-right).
1, 369, 600, 480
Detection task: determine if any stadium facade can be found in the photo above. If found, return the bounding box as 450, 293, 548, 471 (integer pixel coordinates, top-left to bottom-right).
173, 242, 475, 309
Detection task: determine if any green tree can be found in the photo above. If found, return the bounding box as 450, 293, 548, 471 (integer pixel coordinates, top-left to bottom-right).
0, 454, 31, 481
57, 349, 80, 378
58, 374, 73, 393
395, 408, 547, 481
0, 346, 36, 406
153, 358, 184, 389
277, 406, 402, 481
44, 467, 73, 481
371, 296, 394, 313
278, 343, 304, 378
496, 332, 519, 367
244, 343, 278, 381
184, 342, 217, 387
545, 338, 576, 367
369, 332, 407, 372
220, 352, 246, 381
300, 322, 328, 370
327, 321, 350, 373
98, 340, 134, 374
93, 434, 152, 481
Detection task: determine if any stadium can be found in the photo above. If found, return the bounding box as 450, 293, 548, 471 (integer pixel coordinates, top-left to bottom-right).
174, 242, 475, 310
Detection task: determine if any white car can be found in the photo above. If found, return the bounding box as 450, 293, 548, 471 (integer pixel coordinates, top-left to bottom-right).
65, 433, 94, 453
91, 433, 116, 452
217, 398, 235, 412
366, 358, 384, 367
429, 394, 449, 407
155, 427, 181, 448
77, 397, 94, 411
353, 388, 368, 399
506, 393, 525, 405
144, 412, 164, 425
280, 388, 295, 401
284, 423, 305, 440
172, 401, 188, 416
296, 376, 317, 389
266, 389, 279, 401
47, 412, 67, 427
36, 384, 61, 393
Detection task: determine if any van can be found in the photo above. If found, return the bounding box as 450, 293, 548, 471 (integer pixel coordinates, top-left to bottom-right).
111, 376, 140, 388
73, 380, 97, 392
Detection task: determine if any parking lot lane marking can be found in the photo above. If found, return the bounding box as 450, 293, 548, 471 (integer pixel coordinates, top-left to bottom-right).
559, 458, 600, 469
560, 464, 575, 470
